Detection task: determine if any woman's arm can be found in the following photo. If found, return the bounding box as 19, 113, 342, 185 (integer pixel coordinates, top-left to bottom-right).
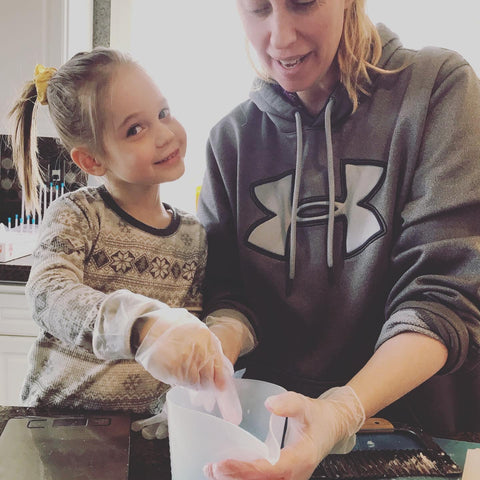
204, 332, 448, 480
348, 331, 448, 418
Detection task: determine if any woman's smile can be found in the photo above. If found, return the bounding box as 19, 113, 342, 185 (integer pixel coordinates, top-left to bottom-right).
275, 52, 310, 69
270, 50, 314, 86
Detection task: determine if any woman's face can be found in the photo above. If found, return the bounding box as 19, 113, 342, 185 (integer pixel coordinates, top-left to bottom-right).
237, 0, 351, 103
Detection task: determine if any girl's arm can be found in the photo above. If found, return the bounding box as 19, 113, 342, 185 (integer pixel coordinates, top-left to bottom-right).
27, 193, 168, 357
26, 194, 106, 350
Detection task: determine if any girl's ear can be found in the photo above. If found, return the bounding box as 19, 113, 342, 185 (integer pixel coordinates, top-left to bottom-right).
70, 147, 106, 176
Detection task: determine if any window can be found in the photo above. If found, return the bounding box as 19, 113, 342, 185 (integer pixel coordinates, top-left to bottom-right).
111, 0, 479, 213
111, 0, 254, 212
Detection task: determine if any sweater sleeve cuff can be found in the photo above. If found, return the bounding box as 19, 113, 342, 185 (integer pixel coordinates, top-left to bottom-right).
93, 289, 168, 360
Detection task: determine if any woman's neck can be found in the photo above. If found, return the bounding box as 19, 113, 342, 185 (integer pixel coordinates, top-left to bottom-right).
297, 89, 331, 115
296, 62, 339, 115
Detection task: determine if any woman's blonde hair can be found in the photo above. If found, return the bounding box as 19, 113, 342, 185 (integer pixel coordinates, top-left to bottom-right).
339, 0, 386, 111
9, 48, 135, 214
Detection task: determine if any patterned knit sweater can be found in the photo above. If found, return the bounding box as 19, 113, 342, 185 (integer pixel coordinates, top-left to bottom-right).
21, 185, 206, 414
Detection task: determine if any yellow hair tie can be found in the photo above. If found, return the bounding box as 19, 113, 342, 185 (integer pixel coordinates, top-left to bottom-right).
33, 64, 57, 105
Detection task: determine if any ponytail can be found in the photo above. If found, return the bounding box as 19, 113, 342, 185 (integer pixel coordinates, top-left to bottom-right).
9, 81, 44, 215
9, 65, 57, 215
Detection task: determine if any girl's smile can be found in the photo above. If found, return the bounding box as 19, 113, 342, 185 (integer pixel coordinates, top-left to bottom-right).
154, 148, 181, 165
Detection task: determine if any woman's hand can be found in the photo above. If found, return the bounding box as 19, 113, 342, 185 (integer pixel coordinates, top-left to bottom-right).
203, 385, 365, 480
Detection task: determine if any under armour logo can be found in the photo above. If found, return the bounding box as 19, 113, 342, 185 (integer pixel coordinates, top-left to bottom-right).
246, 160, 386, 259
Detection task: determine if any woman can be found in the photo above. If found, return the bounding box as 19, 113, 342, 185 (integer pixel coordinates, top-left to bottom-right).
199, 0, 480, 478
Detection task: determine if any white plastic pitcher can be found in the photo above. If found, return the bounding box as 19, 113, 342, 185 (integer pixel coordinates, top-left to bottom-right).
167, 378, 287, 480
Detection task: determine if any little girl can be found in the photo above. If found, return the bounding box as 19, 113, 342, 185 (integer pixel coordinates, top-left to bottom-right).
9, 48, 245, 430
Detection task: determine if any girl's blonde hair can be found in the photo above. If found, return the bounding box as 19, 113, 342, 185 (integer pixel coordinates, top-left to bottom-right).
9, 47, 135, 214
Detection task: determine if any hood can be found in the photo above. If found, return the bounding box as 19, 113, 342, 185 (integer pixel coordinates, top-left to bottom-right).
376, 23, 405, 69
249, 79, 353, 133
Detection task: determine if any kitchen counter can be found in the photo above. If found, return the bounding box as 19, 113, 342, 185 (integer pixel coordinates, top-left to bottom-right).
0, 405, 171, 480
0, 255, 32, 283
1, 405, 480, 479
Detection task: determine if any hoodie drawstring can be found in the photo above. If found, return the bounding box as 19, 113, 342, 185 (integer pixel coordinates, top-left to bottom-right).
324, 97, 335, 269
289, 112, 304, 283
288, 97, 336, 288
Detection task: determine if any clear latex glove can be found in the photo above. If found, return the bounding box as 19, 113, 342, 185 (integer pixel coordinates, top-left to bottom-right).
94, 290, 169, 361
206, 315, 256, 366
135, 308, 242, 425
131, 408, 168, 440
135, 308, 230, 388
203, 385, 365, 480
188, 367, 243, 426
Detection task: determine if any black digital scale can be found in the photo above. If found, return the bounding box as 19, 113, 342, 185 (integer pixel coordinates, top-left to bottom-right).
0, 414, 130, 479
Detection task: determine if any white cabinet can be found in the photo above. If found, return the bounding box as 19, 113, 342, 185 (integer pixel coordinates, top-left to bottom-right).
0, 336, 36, 405
0, 284, 39, 405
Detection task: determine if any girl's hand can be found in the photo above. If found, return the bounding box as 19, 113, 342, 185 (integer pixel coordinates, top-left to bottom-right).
203, 386, 365, 480
135, 308, 242, 424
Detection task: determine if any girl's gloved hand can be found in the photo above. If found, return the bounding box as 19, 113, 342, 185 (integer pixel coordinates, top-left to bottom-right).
203, 385, 365, 480
135, 308, 231, 390
131, 408, 168, 440
135, 308, 242, 427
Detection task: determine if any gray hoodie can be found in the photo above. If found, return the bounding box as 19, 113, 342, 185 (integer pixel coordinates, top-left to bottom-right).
198, 25, 480, 431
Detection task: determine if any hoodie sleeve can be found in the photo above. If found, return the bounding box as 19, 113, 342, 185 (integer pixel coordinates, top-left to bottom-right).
197, 126, 260, 341
379, 53, 480, 374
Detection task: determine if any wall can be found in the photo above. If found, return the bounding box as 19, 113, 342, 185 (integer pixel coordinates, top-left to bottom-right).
111, 1, 480, 213
367, 0, 480, 75
0, 0, 93, 136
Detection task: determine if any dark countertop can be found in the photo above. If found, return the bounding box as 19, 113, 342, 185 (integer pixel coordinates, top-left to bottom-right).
0, 254, 31, 283
1, 405, 480, 480
0, 406, 171, 480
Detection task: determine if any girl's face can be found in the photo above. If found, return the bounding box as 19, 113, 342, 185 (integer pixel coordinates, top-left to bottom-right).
100, 64, 187, 190
237, 0, 351, 106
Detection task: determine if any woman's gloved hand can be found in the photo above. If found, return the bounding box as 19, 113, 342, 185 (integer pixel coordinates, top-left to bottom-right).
203, 385, 365, 480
